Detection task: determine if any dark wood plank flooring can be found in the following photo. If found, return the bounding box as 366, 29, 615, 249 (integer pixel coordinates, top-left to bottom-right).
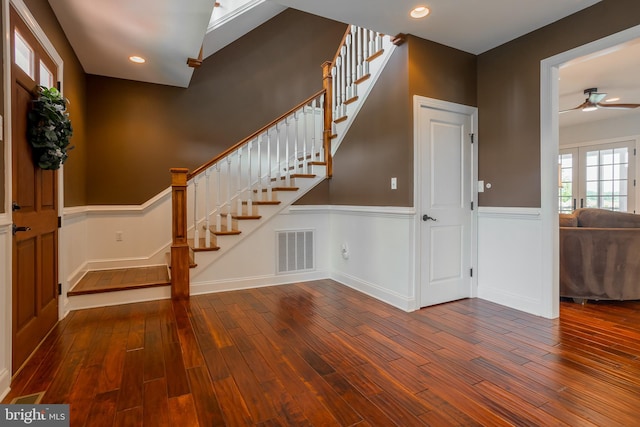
68, 266, 170, 296
5, 279, 640, 426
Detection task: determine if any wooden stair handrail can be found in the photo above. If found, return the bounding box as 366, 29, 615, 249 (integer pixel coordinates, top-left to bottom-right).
189, 89, 327, 180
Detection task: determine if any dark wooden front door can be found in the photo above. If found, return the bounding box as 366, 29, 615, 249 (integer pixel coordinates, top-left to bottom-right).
11, 6, 59, 373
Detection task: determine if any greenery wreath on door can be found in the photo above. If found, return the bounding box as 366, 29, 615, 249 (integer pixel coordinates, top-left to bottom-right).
28, 85, 73, 170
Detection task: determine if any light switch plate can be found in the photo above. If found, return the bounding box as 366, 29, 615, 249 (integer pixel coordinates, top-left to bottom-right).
391, 177, 397, 190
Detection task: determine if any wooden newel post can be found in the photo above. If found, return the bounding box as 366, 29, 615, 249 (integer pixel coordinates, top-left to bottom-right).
170, 168, 190, 299
322, 61, 333, 178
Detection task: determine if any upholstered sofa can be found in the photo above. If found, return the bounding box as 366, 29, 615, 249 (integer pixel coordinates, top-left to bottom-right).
560, 208, 640, 301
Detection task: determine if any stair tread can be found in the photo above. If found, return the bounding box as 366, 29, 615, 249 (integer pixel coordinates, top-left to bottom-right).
246, 200, 281, 205
232, 215, 261, 220
254, 187, 299, 192
68, 266, 170, 296
188, 238, 220, 252
212, 229, 242, 236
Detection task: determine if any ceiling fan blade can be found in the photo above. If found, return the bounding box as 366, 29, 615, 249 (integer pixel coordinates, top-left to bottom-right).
588, 92, 607, 104
560, 101, 589, 113
597, 103, 640, 109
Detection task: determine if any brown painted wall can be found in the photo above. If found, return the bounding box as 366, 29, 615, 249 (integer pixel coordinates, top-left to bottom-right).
327, 44, 412, 206
299, 35, 477, 206
85, 10, 346, 205
408, 36, 477, 108
24, 0, 88, 207
478, 0, 640, 207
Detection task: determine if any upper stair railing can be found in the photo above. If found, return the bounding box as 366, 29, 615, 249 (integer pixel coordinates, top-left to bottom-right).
170, 25, 387, 299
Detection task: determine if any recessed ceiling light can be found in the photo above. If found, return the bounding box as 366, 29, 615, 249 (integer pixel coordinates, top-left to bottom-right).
410, 6, 430, 19
605, 97, 620, 103
129, 56, 146, 64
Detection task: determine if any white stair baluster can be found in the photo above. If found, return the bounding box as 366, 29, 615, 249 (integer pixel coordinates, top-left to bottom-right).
376, 32, 383, 53
346, 33, 352, 100
356, 26, 363, 80
334, 58, 341, 118
226, 157, 232, 231
340, 46, 347, 117
205, 168, 211, 247
236, 147, 243, 216
284, 117, 291, 186
311, 99, 317, 160
363, 29, 370, 75
247, 139, 253, 214
350, 27, 357, 97
300, 108, 307, 173
276, 123, 282, 184
369, 30, 375, 56
215, 164, 221, 232
257, 134, 263, 197
331, 66, 337, 119
295, 112, 307, 173
318, 96, 325, 162
192, 176, 199, 249
267, 129, 273, 201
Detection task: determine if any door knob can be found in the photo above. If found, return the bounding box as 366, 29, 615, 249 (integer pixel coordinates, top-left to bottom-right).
12, 224, 31, 235
422, 214, 437, 222
12, 201, 21, 211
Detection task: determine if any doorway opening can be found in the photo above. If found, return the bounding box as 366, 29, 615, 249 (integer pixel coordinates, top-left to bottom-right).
541, 24, 640, 319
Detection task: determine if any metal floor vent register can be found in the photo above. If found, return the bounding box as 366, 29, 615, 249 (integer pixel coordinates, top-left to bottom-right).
277, 230, 314, 273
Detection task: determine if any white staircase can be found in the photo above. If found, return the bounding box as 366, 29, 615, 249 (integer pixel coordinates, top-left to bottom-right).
180, 28, 397, 287
67, 25, 397, 308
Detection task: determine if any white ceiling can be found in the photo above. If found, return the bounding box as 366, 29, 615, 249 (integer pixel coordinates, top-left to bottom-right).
47, 0, 640, 129
559, 37, 640, 129
48, 0, 604, 88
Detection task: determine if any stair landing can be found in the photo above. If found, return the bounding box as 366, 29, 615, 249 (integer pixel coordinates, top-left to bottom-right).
68, 266, 170, 296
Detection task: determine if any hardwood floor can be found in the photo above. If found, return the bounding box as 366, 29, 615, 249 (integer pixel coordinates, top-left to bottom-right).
4, 279, 640, 426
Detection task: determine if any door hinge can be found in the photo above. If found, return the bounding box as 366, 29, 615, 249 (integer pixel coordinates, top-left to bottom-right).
58, 216, 62, 228
634, 179, 636, 187
58, 283, 62, 295
470, 268, 473, 278
56, 81, 61, 91
470, 133, 475, 144
471, 201, 474, 211
634, 148, 637, 156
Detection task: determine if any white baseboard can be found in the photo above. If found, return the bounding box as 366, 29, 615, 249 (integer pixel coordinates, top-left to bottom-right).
478, 286, 543, 317
331, 271, 416, 312
191, 270, 330, 296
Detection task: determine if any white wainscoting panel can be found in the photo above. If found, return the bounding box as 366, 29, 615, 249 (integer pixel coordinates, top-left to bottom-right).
63, 190, 173, 287
477, 207, 547, 316
190, 207, 331, 295
0, 222, 12, 400
327, 205, 417, 311
66, 190, 172, 268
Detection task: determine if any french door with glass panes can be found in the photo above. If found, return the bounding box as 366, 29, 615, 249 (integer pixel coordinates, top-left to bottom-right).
559, 139, 636, 214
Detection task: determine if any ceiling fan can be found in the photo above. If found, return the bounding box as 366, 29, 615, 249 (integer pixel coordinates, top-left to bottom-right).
560, 88, 640, 113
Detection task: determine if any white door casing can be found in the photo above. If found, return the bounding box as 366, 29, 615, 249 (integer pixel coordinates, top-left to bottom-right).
414, 96, 477, 307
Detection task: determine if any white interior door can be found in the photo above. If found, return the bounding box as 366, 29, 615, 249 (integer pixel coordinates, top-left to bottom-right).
419, 105, 472, 307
